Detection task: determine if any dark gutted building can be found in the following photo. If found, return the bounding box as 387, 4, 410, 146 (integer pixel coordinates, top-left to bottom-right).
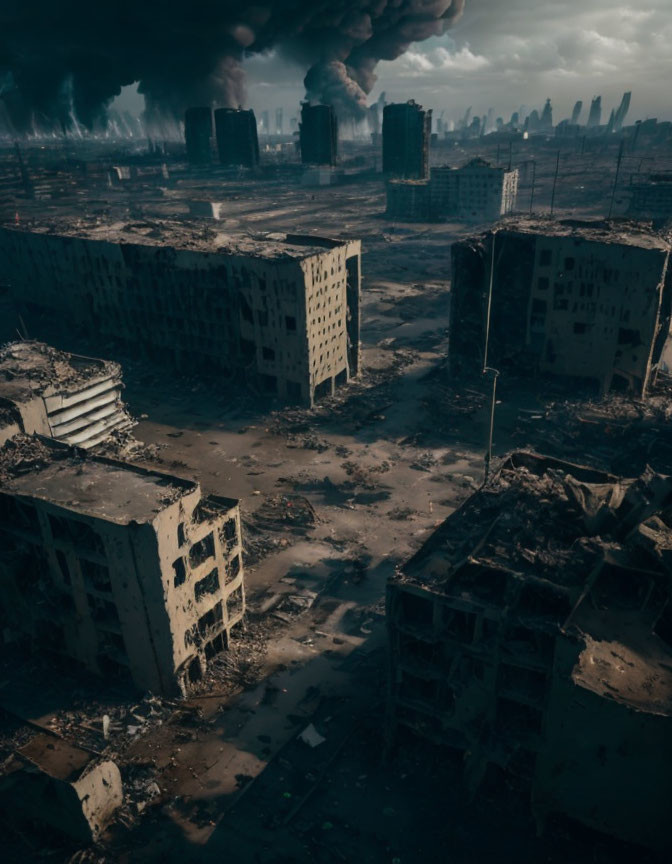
214, 108, 260, 168
299, 103, 338, 166
450, 218, 672, 396
184, 107, 214, 165
387, 451, 672, 855
383, 101, 432, 179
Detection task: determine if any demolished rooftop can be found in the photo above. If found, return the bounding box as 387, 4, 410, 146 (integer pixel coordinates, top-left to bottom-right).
0, 340, 134, 449
387, 451, 672, 854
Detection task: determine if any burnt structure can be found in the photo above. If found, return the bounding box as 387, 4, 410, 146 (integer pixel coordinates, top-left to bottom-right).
214, 107, 260, 168
0, 221, 362, 406
0, 435, 245, 696
299, 103, 338, 166
0, 340, 134, 449
383, 101, 431, 180
450, 219, 672, 396
184, 106, 214, 165
387, 451, 672, 855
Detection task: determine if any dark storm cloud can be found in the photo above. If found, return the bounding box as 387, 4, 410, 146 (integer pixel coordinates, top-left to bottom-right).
0, 1, 465, 130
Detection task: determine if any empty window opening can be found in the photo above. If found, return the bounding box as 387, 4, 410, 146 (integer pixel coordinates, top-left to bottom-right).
173, 556, 187, 587
190, 532, 215, 567
195, 567, 220, 601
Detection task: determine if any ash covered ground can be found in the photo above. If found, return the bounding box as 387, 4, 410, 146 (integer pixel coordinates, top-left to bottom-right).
0, 136, 669, 863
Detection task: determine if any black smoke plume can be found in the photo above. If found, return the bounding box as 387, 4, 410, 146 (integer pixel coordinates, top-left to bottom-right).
0, 1, 465, 132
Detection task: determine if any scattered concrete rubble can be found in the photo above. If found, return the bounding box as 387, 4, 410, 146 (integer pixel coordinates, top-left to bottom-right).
387, 450, 672, 854
0, 734, 122, 842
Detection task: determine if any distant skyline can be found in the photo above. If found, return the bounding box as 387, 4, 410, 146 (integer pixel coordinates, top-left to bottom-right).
114, 0, 672, 127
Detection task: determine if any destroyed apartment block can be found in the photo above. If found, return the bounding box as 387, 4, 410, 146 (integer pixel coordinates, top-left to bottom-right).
383, 100, 431, 180
627, 171, 672, 223
0, 734, 122, 842
0, 221, 362, 406
387, 451, 672, 854
0, 434, 246, 696
0, 340, 134, 448
450, 218, 672, 396
386, 158, 519, 223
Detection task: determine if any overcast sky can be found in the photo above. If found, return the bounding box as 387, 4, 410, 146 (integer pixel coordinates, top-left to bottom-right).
116, 1, 672, 126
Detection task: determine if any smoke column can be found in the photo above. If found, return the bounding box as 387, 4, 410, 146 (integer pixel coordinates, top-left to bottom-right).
0, 1, 465, 132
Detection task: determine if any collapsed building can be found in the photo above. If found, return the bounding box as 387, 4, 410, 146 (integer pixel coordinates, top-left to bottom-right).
0, 221, 362, 406
299, 103, 338, 167
627, 172, 672, 223
386, 451, 672, 854
450, 219, 672, 396
383, 101, 431, 180
0, 340, 134, 449
184, 107, 214, 165
0, 734, 122, 842
214, 107, 260, 169
0, 434, 245, 696
386, 158, 519, 223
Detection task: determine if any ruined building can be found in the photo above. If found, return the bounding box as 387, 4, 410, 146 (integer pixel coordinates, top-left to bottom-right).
184, 106, 214, 165
0, 340, 134, 448
387, 451, 672, 855
0, 222, 362, 406
383, 101, 431, 179
386, 159, 518, 224
214, 107, 260, 168
299, 103, 338, 166
450, 219, 672, 396
627, 172, 672, 223
0, 435, 245, 696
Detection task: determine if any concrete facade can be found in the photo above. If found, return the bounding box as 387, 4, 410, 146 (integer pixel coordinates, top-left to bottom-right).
0, 435, 246, 696
450, 219, 672, 396
0, 340, 134, 448
386, 451, 672, 854
0, 223, 362, 406
627, 173, 672, 223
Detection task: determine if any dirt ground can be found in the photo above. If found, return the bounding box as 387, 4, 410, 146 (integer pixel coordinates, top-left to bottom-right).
0, 138, 669, 863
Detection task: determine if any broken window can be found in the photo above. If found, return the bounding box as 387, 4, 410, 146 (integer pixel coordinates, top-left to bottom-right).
444, 609, 476, 643
219, 518, 237, 551
518, 583, 571, 622
260, 374, 277, 393
618, 327, 641, 346
564, 257, 575, 271
0, 495, 41, 535
56, 550, 71, 585
495, 697, 543, 739
198, 601, 223, 637
173, 556, 187, 587
189, 532, 215, 567
49, 514, 104, 555
228, 585, 244, 619
177, 523, 186, 546
285, 315, 297, 331
239, 295, 253, 323
400, 672, 438, 706
262, 346, 275, 361
256, 309, 268, 327
591, 564, 650, 611
498, 663, 547, 704
539, 249, 552, 266
573, 322, 587, 334
88, 595, 120, 628
195, 567, 220, 601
